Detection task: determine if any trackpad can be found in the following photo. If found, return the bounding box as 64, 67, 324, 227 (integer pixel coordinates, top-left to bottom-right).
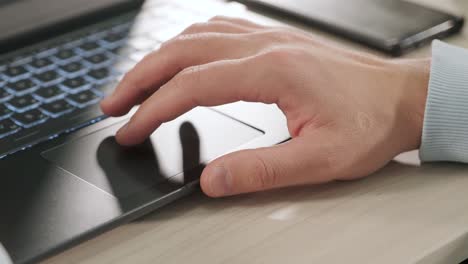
41, 108, 263, 198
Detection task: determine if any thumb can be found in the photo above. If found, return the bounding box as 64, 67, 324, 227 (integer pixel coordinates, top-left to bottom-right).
200, 137, 335, 197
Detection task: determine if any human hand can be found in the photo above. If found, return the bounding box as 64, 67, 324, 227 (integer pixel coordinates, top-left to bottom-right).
101, 16, 430, 197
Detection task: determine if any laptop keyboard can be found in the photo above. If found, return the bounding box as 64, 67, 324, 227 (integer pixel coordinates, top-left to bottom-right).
0, 0, 253, 158
0, 25, 138, 136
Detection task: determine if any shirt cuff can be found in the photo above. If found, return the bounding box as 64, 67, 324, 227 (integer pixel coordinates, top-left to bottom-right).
420, 40, 468, 163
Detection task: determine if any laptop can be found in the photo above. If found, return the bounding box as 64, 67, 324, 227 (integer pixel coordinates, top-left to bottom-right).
0, 0, 289, 263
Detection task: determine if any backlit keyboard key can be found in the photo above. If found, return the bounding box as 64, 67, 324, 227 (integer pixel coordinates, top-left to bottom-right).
59, 61, 88, 77
6, 79, 39, 96
60, 77, 92, 94
3, 66, 30, 81
76, 41, 101, 55
53, 49, 79, 63
87, 68, 114, 84
34, 85, 65, 103
0, 119, 21, 139
34, 70, 63, 86
100, 32, 127, 48
6, 95, 41, 113
11, 109, 48, 128
84, 52, 114, 69
41, 99, 75, 118
28, 57, 56, 73
67, 90, 102, 108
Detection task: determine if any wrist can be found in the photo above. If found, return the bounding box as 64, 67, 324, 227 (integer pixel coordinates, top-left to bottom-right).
392, 58, 431, 152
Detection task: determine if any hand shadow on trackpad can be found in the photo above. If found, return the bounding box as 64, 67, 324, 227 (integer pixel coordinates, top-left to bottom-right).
41, 121, 205, 199
95, 122, 204, 198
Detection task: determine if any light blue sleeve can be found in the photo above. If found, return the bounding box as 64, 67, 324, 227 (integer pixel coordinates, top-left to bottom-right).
420, 40, 468, 163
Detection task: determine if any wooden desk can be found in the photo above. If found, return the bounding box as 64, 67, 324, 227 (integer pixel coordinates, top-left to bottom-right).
43, 0, 468, 263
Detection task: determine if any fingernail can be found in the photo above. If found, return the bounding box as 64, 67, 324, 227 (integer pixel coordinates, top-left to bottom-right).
208, 165, 232, 197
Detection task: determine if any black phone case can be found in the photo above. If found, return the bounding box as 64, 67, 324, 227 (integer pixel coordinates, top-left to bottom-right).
237, 0, 465, 56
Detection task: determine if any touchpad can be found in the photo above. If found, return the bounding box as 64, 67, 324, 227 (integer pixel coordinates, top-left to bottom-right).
41, 108, 263, 198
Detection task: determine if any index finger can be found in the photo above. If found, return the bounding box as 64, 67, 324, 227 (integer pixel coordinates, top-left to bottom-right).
115, 55, 281, 145
101, 33, 248, 116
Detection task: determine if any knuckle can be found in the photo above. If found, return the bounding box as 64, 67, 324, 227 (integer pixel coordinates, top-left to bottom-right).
252, 47, 307, 100
175, 65, 203, 104
209, 15, 229, 22
161, 35, 185, 49
163, 32, 212, 47
171, 71, 186, 91
260, 28, 303, 43
179, 65, 202, 82
183, 22, 211, 34
263, 48, 290, 62
209, 16, 254, 26
260, 47, 303, 68
161, 33, 202, 49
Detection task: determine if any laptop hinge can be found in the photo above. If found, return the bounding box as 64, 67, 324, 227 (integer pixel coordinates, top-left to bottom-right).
0, 0, 144, 55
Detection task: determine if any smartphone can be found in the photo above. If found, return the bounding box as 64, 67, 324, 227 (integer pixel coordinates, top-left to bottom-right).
238, 0, 464, 56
